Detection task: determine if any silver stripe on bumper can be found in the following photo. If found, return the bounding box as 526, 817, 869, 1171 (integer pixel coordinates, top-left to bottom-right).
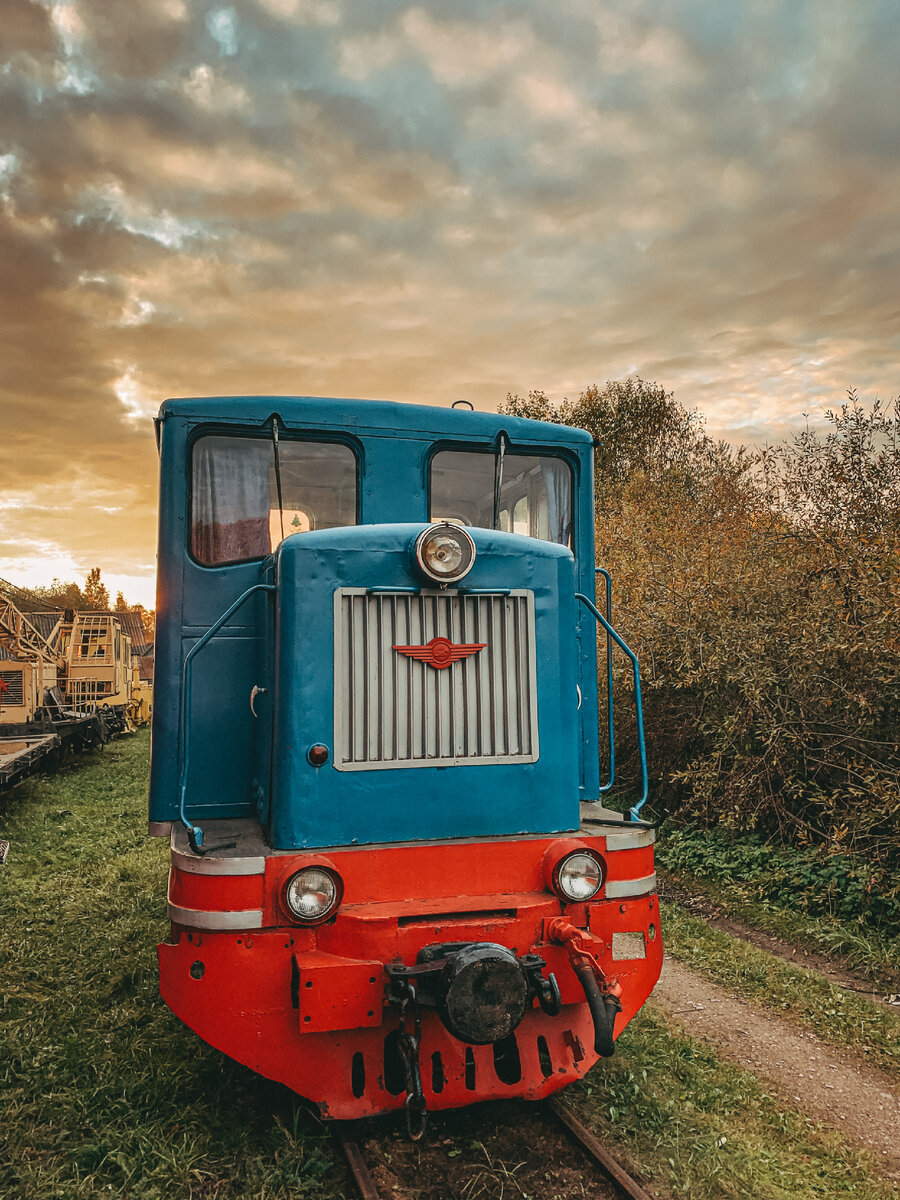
171, 847, 266, 877
168, 904, 263, 931
605, 873, 657, 899
605, 829, 656, 851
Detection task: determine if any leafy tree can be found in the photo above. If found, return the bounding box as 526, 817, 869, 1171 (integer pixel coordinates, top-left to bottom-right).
502, 378, 716, 497
82, 567, 110, 611
12, 578, 86, 612
762, 391, 900, 543
507, 381, 900, 925
131, 603, 156, 641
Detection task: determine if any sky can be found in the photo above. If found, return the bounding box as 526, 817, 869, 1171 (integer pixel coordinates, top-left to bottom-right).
1, 0, 898, 609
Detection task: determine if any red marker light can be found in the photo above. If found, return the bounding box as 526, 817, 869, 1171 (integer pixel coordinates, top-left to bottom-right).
307, 744, 330, 767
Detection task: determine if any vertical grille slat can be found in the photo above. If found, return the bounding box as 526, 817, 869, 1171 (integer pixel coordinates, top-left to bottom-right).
490, 601, 502, 755
517, 601, 530, 756
334, 589, 538, 771
390, 596, 399, 762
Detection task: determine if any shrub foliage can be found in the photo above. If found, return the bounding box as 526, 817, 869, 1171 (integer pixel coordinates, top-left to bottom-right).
502, 383, 900, 925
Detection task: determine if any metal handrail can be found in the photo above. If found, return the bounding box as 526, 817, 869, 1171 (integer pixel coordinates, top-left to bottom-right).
595, 568, 614, 794
576, 590, 649, 821
178, 583, 275, 852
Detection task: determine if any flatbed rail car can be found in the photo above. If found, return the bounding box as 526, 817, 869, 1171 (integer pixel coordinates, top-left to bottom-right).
149, 396, 661, 1127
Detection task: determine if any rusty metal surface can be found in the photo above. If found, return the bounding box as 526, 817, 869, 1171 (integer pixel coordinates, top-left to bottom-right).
548, 1096, 656, 1200
335, 1126, 381, 1200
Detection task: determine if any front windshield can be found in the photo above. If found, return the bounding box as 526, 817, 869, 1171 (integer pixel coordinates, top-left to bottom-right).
430, 450, 573, 546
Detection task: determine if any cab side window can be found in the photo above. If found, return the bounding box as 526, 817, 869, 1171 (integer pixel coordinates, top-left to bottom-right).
192, 434, 357, 566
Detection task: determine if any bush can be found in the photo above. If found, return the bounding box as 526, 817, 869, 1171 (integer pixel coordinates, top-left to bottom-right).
659, 826, 900, 932
502, 384, 900, 903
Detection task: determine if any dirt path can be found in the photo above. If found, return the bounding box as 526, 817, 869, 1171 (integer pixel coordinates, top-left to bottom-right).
650, 956, 900, 1178
658, 873, 900, 1001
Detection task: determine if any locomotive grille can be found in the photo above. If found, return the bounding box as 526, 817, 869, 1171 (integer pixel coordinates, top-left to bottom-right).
334, 589, 538, 770
0, 669, 25, 706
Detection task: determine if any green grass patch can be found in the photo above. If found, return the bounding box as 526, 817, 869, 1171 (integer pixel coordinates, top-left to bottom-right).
661, 902, 900, 1078
3, 735, 895, 1199
0, 732, 343, 1200
571, 1006, 897, 1200
661, 863, 900, 991
658, 826, 900, 944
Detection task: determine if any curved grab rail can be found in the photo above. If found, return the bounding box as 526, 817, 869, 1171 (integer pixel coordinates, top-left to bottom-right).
595, 568, 614, 794
575, 591, 649, 821
178, 583, 276, 853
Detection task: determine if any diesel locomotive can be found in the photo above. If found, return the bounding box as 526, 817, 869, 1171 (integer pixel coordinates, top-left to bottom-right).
148, 396, 661, 1130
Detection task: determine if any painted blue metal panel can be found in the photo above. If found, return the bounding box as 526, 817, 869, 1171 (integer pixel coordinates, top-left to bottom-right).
149, 396, 602, 829
268, 525, 580, 849
158, 395, 594, 452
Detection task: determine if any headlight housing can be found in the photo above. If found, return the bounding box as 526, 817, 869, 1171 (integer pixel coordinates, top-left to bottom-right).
414, 523, 476, 585
283, 867, 342, 923
554, 850, 605, 901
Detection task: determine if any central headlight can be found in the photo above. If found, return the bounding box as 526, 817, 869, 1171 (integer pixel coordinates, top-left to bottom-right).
414, 523, 476, 584
555, 851, 604, 901
284, 867, 342, 923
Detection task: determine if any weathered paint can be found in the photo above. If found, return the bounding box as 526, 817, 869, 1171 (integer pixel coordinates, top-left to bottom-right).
159, 820, 662, 1118
150, 395, 663, 1121
150, 396, 601, 829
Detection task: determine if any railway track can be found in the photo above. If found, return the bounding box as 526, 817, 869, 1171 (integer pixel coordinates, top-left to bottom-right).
335, 1096, 655, 1200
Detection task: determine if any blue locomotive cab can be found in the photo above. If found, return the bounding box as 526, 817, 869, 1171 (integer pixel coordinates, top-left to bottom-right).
150, 397, 661, 1122
151, 398, 601, 845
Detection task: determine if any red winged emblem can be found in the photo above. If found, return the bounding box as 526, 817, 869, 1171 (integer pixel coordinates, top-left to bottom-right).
392, 636, 486, 669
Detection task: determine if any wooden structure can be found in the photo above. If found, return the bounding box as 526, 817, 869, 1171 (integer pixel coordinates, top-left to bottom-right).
0, 593, 153, 729
0, 594, 61, 726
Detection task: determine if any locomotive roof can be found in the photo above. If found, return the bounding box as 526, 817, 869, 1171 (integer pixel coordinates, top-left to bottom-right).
157, 395, 592, 449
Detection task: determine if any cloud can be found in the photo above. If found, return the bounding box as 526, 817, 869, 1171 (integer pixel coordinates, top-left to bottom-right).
1, 0, 56, 58
73, 0, 189, 79
206, 7, 238, 58
1, 0, 898, 597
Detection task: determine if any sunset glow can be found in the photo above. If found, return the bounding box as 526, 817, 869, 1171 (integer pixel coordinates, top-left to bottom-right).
2, 1, 898, 606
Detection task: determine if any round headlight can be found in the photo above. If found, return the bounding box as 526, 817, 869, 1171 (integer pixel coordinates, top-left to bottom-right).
414, 523, 476, 584
284, 867, 342, 923
555, 851, 604, 901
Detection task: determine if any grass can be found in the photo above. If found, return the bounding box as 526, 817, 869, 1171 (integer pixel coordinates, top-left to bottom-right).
655, 827, 900, 983
0, 731, 343, 1200
660, 903, 900, 1079
571, 1006, 898, 1200
2, 734, 896, 1199
660, 865, 900, 989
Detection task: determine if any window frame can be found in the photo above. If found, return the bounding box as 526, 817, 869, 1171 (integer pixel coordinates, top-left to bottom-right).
187, 426, 362, 569
426, 441, 577, 550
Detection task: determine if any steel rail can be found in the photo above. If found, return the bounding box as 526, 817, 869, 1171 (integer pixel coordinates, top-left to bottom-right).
335, 1125, 381, 1200
547, 1097, 656, 1200
337, 1098, 656, 1200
